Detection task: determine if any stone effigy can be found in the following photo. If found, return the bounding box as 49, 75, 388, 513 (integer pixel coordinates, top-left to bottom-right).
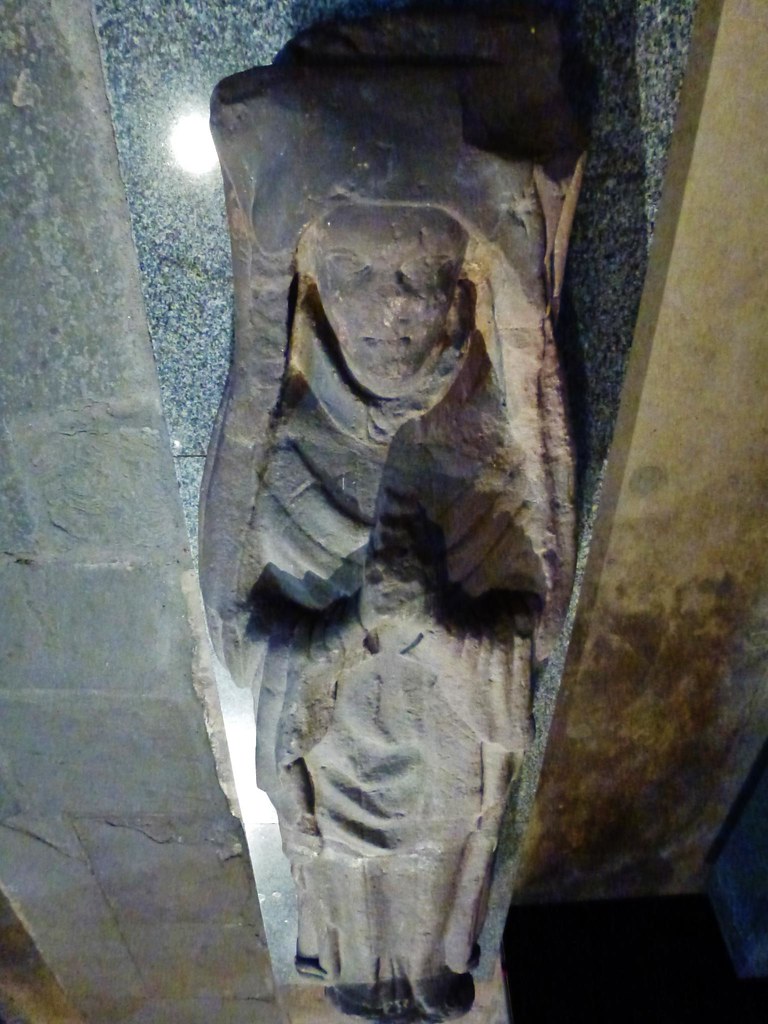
200, 10, 583, 1021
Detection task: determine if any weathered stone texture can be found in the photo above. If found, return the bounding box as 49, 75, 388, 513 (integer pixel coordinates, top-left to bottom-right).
119, 921, 273, 1001
515, 0, 768, 905
120, 998, 286, 1024
0, 562, 189, 694
5, 412, 184, 558
0, 885, 86, 1024
73, 815, 257, 925
202, 11, 582, 1021
0, 694, 224, 817
0, 1, 158, 417
0, 822, 147, 1020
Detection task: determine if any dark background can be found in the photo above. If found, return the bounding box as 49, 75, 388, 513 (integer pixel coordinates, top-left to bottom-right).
504, 895, 768, 1024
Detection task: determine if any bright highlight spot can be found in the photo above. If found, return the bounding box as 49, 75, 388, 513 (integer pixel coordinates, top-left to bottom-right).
169, 112, 218, 175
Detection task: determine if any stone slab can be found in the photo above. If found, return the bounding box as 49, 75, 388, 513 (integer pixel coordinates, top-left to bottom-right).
0, 562, 191, 695
120, 998, 285, 1024
0, 422, 37, 554
0, 822, 146, 1017
0, 759, 22, 822
0, 1, 274, 1020
0, 886, 86, 1024
0, 694, 226, 818
515, 0, 768, 901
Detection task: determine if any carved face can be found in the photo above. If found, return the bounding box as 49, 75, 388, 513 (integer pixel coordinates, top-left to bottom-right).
311, 205, 470, 399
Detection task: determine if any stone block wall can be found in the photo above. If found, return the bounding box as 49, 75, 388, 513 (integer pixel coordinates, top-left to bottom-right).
0, 1, 281, 1020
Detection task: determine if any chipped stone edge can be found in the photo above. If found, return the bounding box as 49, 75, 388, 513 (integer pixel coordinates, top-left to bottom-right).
180, 568, 243, 821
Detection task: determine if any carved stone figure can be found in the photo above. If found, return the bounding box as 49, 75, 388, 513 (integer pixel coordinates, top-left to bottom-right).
200, 11, 583, 1021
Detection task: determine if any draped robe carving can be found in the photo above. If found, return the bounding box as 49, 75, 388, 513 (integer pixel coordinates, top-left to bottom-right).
200, 12, 583, 1021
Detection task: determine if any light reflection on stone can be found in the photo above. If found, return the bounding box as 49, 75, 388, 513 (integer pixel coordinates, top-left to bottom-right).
169, 112, 218, 175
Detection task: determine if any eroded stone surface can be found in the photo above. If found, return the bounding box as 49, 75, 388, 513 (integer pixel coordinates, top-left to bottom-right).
0, 2, 273, 1021
0, 885, 85, 1024
515, 0, 768, 908
201, 12, 582, 1020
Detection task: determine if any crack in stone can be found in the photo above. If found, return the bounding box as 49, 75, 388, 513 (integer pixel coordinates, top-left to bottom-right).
0, 820, 82, 861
